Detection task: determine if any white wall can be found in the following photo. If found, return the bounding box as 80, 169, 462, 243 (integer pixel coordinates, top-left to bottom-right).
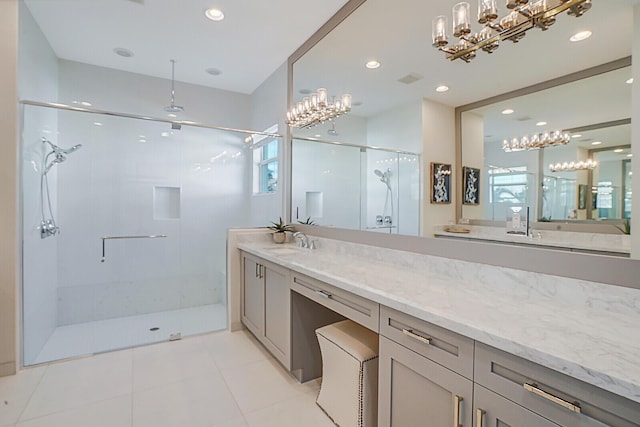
18, 2, 60, 365
248, 62, 287, 227
422, 99, 456, 232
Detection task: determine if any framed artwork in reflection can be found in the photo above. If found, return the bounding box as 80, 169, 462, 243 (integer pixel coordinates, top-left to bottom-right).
463, 166, 480, 205
430, 162, 451, 204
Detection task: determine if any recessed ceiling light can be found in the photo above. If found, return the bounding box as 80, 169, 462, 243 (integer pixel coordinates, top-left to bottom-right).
436, 85, 449, 93
591, 141, 602, 145
627, 154, 633, 158
536, 121, 547, 126
627, 78, 634, 84
161, 132, 170, 137
314, 134, 322, 138
93, 122, 103, 126
205, 8, 224, 21
501, 109, 514, 115
139, 139, 146, 143
572, 134, 582, 139
205, 67, 222, 76
168, 113, 177, 118
570, 30, 592, 42
365, 60, 381, 69
614, 149, 624, 153
80, 101, 92, 107
113, 47, 134, 58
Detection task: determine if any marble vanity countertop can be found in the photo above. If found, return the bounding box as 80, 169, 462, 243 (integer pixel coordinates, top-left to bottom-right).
237, 237, 640, 404
433, 225, 631, 255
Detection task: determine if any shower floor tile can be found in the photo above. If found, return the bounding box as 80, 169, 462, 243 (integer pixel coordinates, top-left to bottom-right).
32, 304, 226, 365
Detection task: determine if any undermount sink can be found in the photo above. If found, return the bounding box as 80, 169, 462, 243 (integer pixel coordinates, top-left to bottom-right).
263, 246, 302, 255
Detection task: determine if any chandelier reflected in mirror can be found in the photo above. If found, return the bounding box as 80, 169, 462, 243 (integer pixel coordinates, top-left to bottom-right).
549, 159, 597, 172
502, 130, 571, 152
287, 88, 352, 129
432, 0, 592, 63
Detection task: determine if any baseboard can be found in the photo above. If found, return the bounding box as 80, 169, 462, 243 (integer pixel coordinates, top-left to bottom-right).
0, 361, 16, 377
229, 321, 244, 332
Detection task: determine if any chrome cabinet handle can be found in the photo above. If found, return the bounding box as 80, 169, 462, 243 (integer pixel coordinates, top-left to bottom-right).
402, 328, 432, 345
453, 395, 463, 427
255, 263, 259, 278
524, 383, 581, 414
259, 265, 264, 279
315, 289, 331, 299
476, 408, 485, 427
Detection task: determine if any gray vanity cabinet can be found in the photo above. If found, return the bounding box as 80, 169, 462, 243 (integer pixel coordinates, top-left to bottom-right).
378, 335, 473, 427
474, 384, 560, 427
241, 253, 290, 369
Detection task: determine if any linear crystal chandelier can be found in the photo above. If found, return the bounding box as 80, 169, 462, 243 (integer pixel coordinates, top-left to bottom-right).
432, 0, 592, 63
502, 130, 571, 152
549, 159, 597, 172
287, 88, 352, 129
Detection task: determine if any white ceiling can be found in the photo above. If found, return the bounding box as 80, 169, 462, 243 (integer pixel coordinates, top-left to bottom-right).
293, 0, 635, 116
24, 0, 350, 94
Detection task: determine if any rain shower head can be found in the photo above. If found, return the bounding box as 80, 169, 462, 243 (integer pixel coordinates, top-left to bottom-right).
165, 59, 184, 113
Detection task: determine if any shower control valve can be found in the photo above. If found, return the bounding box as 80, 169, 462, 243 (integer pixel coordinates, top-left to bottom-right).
40, 220, 59, 239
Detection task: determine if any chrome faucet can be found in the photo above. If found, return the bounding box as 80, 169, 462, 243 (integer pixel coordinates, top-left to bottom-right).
293, 232, 317, 249
293, 232, 309, 248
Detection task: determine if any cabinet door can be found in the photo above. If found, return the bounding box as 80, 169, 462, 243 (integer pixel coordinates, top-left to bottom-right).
474, 385, 560, 427
378, 336, 473, 427
264, 263, 290, 368
242, 255, 264, 337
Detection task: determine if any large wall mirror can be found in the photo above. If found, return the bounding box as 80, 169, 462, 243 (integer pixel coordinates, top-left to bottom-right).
460, 62, 632, 225
289, 0, 633, 241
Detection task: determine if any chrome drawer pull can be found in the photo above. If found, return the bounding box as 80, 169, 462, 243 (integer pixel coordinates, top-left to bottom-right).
453, 395, 463, 427
476, 408, 485, 427
315, 289, 332, 299
524, 383, 582, 414
402, 328, 432, 345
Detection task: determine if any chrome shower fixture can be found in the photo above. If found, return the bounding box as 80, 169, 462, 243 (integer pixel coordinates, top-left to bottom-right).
40, 138, 82, 238
165, 59, 184, 113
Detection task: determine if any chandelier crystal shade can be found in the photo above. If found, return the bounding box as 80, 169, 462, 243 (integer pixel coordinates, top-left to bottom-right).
502, 130, 571, 152
549, 159, 597, 172
432, 0, 592, 63
287, 88, 352, 129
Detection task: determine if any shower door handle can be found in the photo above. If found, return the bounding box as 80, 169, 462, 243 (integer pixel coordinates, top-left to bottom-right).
101, 234, 168, 262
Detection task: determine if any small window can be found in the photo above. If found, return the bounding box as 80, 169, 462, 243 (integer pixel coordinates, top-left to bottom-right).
252, 125, 279, 194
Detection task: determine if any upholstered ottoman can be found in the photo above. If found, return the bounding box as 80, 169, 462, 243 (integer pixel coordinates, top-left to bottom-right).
315, 320, 379, 427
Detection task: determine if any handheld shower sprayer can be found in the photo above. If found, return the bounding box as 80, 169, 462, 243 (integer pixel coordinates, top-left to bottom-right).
39, 138, 83, 238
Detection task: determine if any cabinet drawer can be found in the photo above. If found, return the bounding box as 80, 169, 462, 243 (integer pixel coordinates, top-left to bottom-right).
380, 306, 474, 379
475, 342, 640, 427
474, 384, 560, 427
291, 273, 379, 332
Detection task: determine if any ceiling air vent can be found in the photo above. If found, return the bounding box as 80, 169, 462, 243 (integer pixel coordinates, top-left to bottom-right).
397, 73, 423, 85
515, 116, 531, 121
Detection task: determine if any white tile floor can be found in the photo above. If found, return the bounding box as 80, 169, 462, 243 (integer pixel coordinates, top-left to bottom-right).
32, 304, 227, 365
0, 329, 335, 427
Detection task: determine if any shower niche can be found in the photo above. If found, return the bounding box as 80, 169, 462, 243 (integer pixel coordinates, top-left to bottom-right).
292, 139, 420, 235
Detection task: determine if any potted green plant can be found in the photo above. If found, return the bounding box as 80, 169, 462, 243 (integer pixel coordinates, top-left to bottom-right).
268, 217, 293, 243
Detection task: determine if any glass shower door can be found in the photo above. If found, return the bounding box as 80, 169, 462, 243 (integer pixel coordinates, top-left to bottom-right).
22, 104, 247, 365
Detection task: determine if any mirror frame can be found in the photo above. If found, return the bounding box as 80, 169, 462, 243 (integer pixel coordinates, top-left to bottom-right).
454, 56, 632, 224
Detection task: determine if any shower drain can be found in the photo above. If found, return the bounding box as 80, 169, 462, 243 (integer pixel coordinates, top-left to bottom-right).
149, 327, 159, 331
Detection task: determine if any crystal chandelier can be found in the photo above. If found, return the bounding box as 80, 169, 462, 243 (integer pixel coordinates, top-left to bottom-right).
549, 159, 597, 172
287, 88, 352, 129
432, 0, 592, 63
502, 130, 571, 152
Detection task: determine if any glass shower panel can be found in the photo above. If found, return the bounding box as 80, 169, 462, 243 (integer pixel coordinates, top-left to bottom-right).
365, 150, 400, 233
291, 139, 361, 228
22, 105, 249, 365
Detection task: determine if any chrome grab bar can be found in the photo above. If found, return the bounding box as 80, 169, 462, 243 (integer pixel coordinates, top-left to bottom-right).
101, 235, 167, 262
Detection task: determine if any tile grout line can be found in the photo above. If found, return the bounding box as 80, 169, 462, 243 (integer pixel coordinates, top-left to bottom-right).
14, 364, 49, 425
